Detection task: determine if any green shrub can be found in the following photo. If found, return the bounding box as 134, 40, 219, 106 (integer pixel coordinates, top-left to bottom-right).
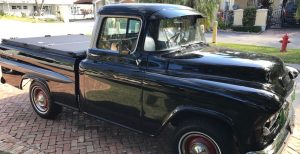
217, 12, 233, 30
231, 8, 259, 32
218, 17, 226, 30
44, 18, 58, 22
0, 10, 6, 16
21, 12, 26, 18
232, 26, 261, 32
243, 8, 256, 26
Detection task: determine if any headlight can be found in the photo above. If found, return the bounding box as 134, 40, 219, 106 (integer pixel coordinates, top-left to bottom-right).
286, 66, 299, 79
263, 112, 280, 136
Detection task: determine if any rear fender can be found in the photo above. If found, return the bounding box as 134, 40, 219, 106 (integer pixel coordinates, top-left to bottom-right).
0, 57, 73, 89
21, 74, 49, 90
0, 57, 73, 84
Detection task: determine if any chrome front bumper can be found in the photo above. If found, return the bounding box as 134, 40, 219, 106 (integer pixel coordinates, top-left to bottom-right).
247, 97, 296, 154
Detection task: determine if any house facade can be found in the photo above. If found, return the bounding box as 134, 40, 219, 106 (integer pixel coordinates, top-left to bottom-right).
220, 0, 285, 10
231, 0, 298, 29
235, 0, 286, 10
0, 0, 73, 17
219, 0, 235, 11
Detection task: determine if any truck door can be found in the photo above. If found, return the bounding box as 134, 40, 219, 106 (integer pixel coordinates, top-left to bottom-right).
79, 16, 145, 130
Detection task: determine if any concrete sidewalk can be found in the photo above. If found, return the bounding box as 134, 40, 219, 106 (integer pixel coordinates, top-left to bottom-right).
0, 20, 94, 41
206, 29, 300, 49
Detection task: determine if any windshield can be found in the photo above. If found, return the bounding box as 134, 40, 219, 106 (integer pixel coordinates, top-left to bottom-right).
145, 16, 205, 51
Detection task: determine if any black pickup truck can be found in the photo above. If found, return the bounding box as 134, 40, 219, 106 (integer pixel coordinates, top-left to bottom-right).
0, 3, 298, 154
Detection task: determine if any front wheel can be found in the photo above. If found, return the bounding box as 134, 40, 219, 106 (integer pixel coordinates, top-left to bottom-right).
29, 81, 62, 119
173, 120, 236, 154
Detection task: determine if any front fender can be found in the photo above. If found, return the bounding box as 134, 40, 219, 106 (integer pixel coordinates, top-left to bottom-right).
160, 106, 236, 133
155, 105, 241, 151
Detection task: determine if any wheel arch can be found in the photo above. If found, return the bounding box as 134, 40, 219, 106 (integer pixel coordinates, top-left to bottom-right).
21, 74, 49, 91
157, 106, 239, 143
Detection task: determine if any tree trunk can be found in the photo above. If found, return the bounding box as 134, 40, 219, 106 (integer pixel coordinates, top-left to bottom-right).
35, 0, 45, 16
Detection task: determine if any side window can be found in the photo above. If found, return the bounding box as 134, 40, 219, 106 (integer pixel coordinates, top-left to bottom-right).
97, 17, 141, 52
128, 19, 141, 34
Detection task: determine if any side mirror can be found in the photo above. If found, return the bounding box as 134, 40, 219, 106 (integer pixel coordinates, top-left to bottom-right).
144, 36, 155, 51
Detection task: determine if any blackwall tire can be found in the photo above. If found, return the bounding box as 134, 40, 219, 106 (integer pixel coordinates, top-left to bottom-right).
173, 119, 236, 154
29, 81, 62, 119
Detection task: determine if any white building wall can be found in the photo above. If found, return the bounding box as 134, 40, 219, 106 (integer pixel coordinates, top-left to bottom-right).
0, 0, 73, 20
1, 3, 34, 16
0, 0, 73, 5
219, 0, 235, 10
70, 4, 94, 20
0, 3, 63, 16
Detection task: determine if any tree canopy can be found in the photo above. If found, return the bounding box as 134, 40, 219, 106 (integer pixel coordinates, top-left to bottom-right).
139, 0, 220, 29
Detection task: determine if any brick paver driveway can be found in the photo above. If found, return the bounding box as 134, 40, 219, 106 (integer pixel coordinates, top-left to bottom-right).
0, 84, 172, 154
0, 76, 299, 153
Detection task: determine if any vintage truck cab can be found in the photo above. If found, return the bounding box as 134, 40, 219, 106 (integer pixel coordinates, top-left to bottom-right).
0, 3, 299, 154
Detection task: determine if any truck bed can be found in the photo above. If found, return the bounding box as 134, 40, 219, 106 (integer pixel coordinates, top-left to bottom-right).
0, 35, 88, 109
1, 34, 90, 58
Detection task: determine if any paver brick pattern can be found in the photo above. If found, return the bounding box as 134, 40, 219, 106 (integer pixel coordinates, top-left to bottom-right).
0, 83, 300, 154
0, 84, 172, 154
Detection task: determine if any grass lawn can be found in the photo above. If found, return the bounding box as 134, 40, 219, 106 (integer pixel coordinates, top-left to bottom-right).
0, 151, 10, 154
214, 43, 300, 64
0, 15, 61, 23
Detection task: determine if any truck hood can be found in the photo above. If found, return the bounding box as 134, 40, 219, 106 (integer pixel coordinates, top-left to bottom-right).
163, 46, 286, 83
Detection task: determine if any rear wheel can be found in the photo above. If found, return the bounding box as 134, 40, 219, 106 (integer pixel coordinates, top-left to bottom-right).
29, 81, 62, 119
173, 119, 236, 154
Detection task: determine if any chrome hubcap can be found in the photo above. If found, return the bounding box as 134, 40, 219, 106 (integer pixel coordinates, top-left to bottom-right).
37, 93, 46, 107
179, 132, 221, 154
191, 143, 208, 154
31, 87, 48, 113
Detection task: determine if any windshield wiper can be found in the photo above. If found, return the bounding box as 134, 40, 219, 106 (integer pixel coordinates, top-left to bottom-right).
166, 41, 206, 55
181, 41, 206, 48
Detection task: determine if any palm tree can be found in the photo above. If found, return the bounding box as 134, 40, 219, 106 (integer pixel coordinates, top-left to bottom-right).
188, 0, 220, 29
139, 0, 220, 29
34, 0, 45, 16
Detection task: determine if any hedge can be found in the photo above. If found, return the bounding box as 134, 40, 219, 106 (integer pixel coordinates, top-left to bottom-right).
243, 8, 257, 26
231, 26, 261, 32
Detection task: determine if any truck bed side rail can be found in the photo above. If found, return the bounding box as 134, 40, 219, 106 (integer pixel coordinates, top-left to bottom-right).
0, 57, 73, 84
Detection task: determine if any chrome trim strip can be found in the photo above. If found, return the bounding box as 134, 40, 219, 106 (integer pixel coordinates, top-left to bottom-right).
0, 57, 73, 83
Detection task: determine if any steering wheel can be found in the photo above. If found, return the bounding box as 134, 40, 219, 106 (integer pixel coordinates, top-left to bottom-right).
165, 30, 186, 48
170, 31, 186, 44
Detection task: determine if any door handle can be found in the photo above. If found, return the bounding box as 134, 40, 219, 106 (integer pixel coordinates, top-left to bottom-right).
89, 53, 99, 57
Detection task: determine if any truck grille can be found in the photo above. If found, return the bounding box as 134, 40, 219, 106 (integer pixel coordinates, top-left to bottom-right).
279, 73, 292, 89
263, 102, 289, 141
